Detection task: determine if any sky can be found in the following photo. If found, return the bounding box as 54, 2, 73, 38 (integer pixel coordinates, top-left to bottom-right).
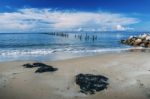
0, 0, 150, 32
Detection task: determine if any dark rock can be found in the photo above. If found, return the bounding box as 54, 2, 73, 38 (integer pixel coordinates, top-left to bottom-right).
121, 40, 126, 44
35, 66, 58, 73
33, 62, 49, 67
146, 42, 150, 47
23, 63, 38, 68
23, 62, 58, 73
76, 74, 109, 95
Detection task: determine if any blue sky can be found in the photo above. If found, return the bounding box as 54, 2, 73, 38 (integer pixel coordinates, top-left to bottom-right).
0, 0, 150, 32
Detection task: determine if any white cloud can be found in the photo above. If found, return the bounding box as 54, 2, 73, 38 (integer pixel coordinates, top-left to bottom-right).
116, 25, 126, 31
115, 25, 134, 31
0, 8, 139, 32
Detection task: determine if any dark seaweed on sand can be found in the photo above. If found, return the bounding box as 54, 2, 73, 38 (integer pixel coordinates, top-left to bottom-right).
22, 62, 58, 73
76, 74, 109, 94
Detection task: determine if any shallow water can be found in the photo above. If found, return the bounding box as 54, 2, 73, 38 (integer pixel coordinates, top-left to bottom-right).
0, 31, 146, 62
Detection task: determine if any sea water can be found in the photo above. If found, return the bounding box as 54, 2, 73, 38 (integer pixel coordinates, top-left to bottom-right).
0, 31, 144, 62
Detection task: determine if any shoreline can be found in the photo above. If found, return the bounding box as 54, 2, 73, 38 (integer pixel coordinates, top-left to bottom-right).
1, 47, 150, 63
0, 47, 131, 62
1, 51, 150, 99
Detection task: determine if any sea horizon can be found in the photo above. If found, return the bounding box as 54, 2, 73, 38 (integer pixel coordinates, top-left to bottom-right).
0, 30, 150, 34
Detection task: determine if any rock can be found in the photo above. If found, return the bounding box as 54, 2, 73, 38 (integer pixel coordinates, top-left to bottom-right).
121, 40, 126, 44
121, 33, 150, 48
76, 74, 109, 95
140, 43, 146, 47
129, 36, 133, 39
146, 36, 150, 41
23, 62, 58, 73
23, 63, 38, 68
35, 66, 58, 73
140, 34, 147, 39
33, 62, 49, 67
23, 62, 49, 68
147, 42, 150, 47
134, 39, 142, 46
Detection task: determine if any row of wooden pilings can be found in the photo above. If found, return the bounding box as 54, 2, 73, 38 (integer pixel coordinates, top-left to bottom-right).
46, 32, 98, 41
47, 32, 69, 38
75, 34, 98, 41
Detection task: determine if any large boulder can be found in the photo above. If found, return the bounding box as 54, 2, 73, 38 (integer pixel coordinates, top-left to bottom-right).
76, 74, 109, 95
134, 38, 142, 46
146, 36, 150, 41
146, 42, 150, 47
139, 34, 147, 39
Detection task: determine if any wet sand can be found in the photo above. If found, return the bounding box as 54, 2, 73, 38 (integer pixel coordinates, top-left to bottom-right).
1, 52, 150, 99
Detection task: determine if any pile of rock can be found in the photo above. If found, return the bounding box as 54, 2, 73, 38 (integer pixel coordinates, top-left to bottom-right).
23, 62, 58, 73
121, 33, 150, 47
76, 74, 109, 95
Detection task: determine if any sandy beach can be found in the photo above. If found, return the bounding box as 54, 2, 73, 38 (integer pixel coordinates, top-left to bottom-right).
1, 0, 150, 98
1, 51, 150, 99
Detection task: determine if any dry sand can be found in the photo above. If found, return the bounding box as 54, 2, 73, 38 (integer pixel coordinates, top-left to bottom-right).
1, 51, 150, 99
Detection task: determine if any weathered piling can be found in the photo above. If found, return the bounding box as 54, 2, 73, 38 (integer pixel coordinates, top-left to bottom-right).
74, 33, 98, 42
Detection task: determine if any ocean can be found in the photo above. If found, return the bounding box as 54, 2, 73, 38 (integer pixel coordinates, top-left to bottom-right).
0, 31, 144, 62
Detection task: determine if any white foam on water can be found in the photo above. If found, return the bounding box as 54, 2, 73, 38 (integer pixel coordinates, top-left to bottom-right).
1, 47, 145, 62
0, 47, 132, 56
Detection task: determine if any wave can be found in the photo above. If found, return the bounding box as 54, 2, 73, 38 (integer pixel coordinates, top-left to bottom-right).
0, 47, 133, 56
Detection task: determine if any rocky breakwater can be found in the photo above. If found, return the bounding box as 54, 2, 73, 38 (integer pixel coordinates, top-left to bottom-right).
121, 34, 150, 47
